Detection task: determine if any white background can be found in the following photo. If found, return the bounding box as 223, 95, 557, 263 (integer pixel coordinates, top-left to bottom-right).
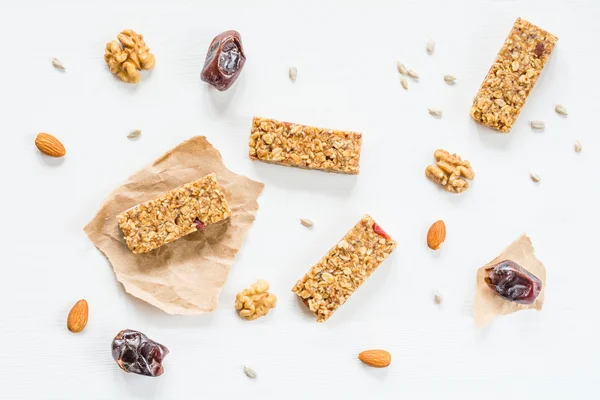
0, 0, 598, 398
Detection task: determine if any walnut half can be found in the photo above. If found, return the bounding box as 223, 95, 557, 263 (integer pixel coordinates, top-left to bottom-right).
105, 29, 155, 83
425, 149, 475, 193
235, 280, 277, 321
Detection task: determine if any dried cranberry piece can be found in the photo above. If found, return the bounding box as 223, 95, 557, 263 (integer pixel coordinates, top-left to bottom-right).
112, 329, 169, 377
194, 218, 205, 230
372, 223, 390, 240
201, 30, 246, 91
484, 260, 541, 304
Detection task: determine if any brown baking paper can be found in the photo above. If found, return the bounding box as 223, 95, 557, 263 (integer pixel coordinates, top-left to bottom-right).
84, 136, 264, 315
473, 234, 546, 328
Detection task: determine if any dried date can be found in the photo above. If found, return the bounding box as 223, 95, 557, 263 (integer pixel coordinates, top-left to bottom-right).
201, 30, 246, 91
111, 329, 169, 377
484, 260, 541, 304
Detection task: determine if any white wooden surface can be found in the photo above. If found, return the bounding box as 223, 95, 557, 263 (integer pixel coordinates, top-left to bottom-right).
1, 0, 599, 398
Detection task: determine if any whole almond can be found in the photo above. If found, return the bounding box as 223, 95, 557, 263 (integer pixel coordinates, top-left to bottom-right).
35, 133, 66, 157
358, 349, 392, 368
427, 220, 446, 250
67, 299, 88, 333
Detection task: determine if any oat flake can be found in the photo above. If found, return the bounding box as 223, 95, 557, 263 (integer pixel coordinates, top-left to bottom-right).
574, 140, 582, 153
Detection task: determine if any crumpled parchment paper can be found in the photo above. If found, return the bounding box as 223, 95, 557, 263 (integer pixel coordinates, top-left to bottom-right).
84, 136, 264, 315
473, 234, 546, 328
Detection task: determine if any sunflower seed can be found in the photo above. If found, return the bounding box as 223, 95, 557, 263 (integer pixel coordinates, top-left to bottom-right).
401, 77, 408, 90
428, 108, 443, 117
407, 69, 419, 79
433, 290, 443, 305
397, 61, 407, 75
529, 120, 545, 130
127, 129, 142, 139
444, 74, 456, 84
289, 67, 297, 82
243, 365, 257, 379
426, 39, 435, 55
574, 140, 582, 152
530, 173, 541, 183
51, 57, 65, 71
300, 218, 313, 227
555, 104, 568, 116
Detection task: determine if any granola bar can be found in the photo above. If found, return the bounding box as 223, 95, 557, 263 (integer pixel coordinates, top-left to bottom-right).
248, 117, 362, 174
470, 18, 558, 133
117, 173, 231, 254
292, 215, 396, 322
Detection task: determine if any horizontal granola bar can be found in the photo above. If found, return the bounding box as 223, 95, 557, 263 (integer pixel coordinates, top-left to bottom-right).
292, 215, 396, 322
470, 18, 558, 133
248, 117, 362, 174
117, 173, 231, 254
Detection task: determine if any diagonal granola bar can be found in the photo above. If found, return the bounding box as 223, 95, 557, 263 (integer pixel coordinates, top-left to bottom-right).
292, 215, 396, 322
470, 18, 558, 133
117, 173, 231, 254
248, 117, 362, 174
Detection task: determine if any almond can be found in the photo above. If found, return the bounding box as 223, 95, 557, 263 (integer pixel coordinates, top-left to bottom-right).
427, 220, 446, 250
67, 299, 88, 333
35, 133, 66, 157
358, 349, 391, 368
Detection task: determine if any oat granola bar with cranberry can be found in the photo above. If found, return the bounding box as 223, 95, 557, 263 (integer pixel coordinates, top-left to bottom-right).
470, 18, 558, 133
117, 173, 231, 254
248, 117, 362, 174
292, 215, 396, 322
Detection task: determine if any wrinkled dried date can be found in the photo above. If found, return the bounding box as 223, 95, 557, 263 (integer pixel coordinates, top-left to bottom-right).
112, 329, 169, 377
201, 30, 246, 91
484, 260, 541, 304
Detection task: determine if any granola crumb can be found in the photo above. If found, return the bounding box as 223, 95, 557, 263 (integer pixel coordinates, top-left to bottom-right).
433, 290, 443, 305
574, 140, 582, 153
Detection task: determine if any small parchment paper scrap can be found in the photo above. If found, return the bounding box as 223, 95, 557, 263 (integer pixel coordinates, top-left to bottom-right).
474, 234, 546, 328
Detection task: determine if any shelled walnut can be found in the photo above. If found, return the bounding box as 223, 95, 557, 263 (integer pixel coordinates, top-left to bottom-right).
105, 29, 155, 83
425, 149, 474, 193
235, 280, 277, 321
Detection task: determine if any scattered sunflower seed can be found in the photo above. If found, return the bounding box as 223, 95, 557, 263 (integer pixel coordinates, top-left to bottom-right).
289, 67, 297, 82
243, 365, 257, 379
407, 69, 419, 79
530, 173, 541, 183
127, 129, 142, 139
428, 108, 443, 117
529, 120, 545, 130
300, 218, 313, 228
574, 140, 582, 153
444, 74, 456, 84
401, 77, 408, 90
433, 290, 443, 305
397, 61, 407, 75
51, 57, 65, 71
555, 104, 568, 116
426, 39, 435, 55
